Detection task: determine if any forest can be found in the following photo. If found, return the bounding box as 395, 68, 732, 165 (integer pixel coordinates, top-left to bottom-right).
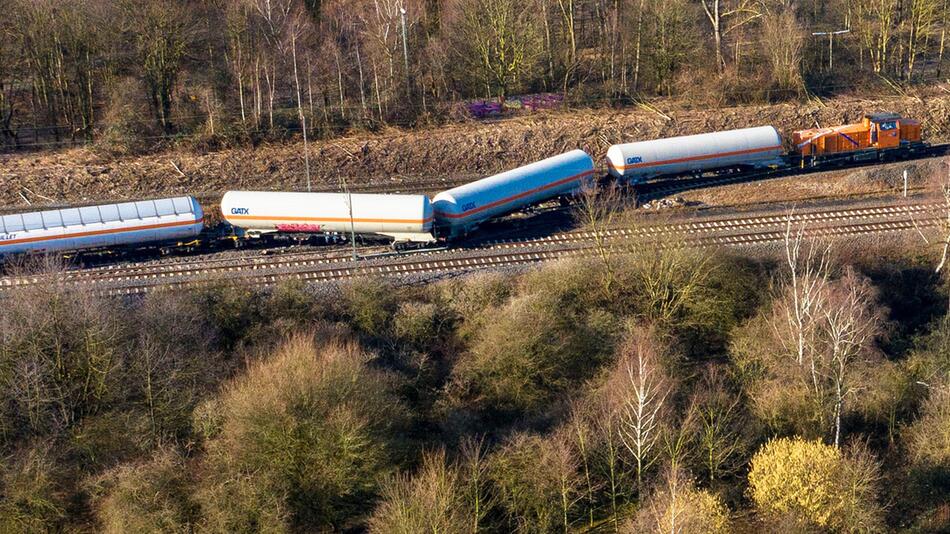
0, 224, 948, 532
1, 0, 949, 152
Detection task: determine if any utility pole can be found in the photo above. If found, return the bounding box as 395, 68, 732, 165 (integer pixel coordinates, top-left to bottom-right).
812, 29, 850, 71
291, 30, 311, 192
400, 4, 410, 95
340, 175, 358, 261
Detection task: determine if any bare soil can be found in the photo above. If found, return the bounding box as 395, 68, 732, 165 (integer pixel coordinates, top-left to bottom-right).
679, 156, 950, 207
2, 93, 950, 209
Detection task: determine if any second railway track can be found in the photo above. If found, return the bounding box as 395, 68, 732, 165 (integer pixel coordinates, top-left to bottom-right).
1, 197, 942, 294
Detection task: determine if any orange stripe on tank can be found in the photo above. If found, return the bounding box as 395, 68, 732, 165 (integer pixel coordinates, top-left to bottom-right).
0, 217, 204, 247
609, 144, 782, 171
226, 214, 434, 225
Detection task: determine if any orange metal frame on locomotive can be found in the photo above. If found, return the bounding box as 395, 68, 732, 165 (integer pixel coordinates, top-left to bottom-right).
792, 115, 921, 156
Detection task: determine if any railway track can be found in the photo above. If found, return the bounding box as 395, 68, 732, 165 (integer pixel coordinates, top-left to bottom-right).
635, 143, 950, 202
1, 198, 941, 295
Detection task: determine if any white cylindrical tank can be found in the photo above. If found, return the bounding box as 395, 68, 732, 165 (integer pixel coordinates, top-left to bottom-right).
432, 149, 595, 238
221, 191, 435, 243
0, 196, 204, 258
0, 197, 204, 257
606, 126, 784, 182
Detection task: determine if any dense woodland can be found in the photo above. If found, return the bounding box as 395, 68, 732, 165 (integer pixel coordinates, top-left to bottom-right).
0, 221, 948, 531
1, 0, 950, 151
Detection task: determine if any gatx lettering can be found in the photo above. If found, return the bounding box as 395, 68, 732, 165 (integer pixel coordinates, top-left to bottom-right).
231, 207, 249, 215
626, 156, 643, 164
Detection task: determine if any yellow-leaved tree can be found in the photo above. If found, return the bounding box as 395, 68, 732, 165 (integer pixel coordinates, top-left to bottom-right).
748, 436, 883, 532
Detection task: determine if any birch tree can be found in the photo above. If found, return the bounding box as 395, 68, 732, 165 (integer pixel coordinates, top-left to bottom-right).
616, 326, 672, 494
699, 0, 763, 71
450, 0, 543, 97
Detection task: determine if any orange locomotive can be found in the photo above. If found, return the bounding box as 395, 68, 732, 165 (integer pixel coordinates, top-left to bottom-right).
791, 113, 924, 164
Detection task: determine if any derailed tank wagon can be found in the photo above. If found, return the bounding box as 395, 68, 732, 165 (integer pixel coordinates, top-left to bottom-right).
221, 191, 436, 244
432, 149, 595, 238
0, 196, 204, 259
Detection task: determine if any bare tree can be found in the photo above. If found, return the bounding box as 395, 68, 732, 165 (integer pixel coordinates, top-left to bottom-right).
822, 269, 882, 447
764, 220, 882, 445
776, 216, 832, 368
616, 326, 672, 494
692, 367, 744, 481
574, 179, 629, 294
699, 0, 762, 71
449, 0, 543, 97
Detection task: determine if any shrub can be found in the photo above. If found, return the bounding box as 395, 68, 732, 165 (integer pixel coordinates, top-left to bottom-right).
748, 437, 883, 531
626, 467, 730, 534
394, 301, 450, 352
488, 432, 581, 533
195, 284, 261, 352
451, 288, 619, 416
0, 444, 66, 532
905, 385, 950, 467
196, 334, 409, 531
93, 448, 197, 534
439, 272, 512, 335
0, 282, 128, 441
342, 277, 400, 340
368, 449, 468, 534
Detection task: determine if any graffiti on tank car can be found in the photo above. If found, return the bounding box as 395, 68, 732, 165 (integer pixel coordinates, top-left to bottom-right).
231, 207, 250, 215
626, 156, 643, 164
461, 202, 477, 212
275, 223, 322, 232
0, 233, 17, 242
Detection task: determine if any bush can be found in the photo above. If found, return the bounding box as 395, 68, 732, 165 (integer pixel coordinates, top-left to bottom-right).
394, 301, 451, 353
439, 272, 512, 336
195, 284, 262, 352
196, 334, 409, 531
451, 288, 619, 416
0, 282, 128, 441
748, 437, 883, 532
905, 385, 950, 467
488, 432, 580, 533
93, 448, 197, 534
0, 444, 66, 532
626, 467, 730, 534
341, 278, 400, 340
368, 449, 469, 534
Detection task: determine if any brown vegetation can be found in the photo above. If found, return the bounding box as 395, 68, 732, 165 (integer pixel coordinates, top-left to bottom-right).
0, 232, 948, 531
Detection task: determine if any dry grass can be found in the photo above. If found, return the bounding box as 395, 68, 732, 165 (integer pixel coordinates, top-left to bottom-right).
3, 94, 950, 208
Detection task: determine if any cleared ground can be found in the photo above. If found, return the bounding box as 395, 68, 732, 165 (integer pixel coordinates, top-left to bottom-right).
2, 93, 950, 208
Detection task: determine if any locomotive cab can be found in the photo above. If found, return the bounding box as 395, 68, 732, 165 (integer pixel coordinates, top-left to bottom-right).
865, 113, 901, 149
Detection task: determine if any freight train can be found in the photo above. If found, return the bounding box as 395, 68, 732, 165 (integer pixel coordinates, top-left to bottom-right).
0, 113, 930, 261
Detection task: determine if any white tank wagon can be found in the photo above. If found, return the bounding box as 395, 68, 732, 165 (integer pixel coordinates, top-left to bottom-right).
606, 126, 784, 183
221, 191, 436, 243
0, 196, 204, 258
432, 149, 595, 238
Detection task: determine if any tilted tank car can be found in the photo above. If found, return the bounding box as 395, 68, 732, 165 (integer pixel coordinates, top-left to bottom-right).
791, 113, 924, 163
0, 196, 204, 259
432, 149, 595, 238
221, 191, 436, 244
606, 125, 785, 183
